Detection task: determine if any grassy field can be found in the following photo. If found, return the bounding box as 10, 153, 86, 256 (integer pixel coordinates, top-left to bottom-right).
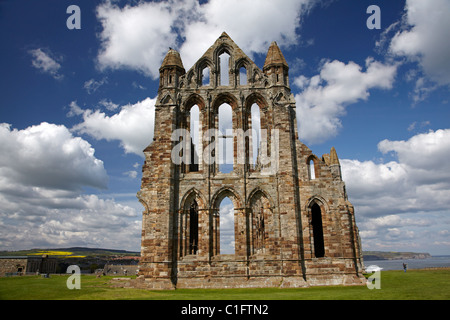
0, 269, 449, 300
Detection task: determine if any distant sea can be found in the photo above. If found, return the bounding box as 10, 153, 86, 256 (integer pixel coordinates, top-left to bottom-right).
364, 255, 450, 271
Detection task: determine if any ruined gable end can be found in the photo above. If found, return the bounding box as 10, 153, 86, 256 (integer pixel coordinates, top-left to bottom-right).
134, 32, 365, 289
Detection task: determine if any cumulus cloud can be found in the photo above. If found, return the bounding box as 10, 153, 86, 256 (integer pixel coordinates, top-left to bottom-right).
0, 192, 140, 251
29, 48, 63, 80
378, 129, 450, 185
96, 0, 192, 77
179, 0, 314, 69
72, 97, 156, 157
0, 122, 140, 251
388, 0, 450, 86
342, 129, 450, 216
0, 122, 107, 191
356, 210, 448, 253
295, 58, 397, 144
95, 0, 316, 78
341, 129, 450, 252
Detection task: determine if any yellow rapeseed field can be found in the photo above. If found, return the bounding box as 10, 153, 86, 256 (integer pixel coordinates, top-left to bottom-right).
27, 250, 74, 256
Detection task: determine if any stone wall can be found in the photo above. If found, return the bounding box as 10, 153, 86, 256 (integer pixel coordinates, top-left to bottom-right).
135, 32, 365, 289
0, 256, 58, 276
0, 258, 27, 276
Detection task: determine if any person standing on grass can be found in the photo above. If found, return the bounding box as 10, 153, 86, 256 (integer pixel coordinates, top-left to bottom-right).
403, 262, 407, 273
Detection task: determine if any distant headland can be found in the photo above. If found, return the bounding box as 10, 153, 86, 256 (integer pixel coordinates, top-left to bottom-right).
363, 251, 431, 261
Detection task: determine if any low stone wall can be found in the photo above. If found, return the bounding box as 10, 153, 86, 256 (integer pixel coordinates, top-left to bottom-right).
0, 258, 27, 277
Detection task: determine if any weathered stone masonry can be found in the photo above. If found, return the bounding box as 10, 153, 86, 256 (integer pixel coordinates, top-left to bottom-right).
135, 32, 365, 289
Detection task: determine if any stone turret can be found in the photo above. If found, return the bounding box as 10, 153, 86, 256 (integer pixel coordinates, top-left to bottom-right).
263, 41, 289, 87
159, 48, 185, 90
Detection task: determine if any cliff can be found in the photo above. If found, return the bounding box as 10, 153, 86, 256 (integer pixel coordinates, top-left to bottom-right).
363, 251, 431, 261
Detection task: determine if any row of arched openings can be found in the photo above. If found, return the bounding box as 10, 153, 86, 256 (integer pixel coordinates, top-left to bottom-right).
183, 100, 264, 174
179, 190, 326, 258
199, 51, 249, 87
179, 189, 272, 256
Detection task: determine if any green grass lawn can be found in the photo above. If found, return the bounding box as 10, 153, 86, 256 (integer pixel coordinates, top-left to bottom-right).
1, 269, 449, 300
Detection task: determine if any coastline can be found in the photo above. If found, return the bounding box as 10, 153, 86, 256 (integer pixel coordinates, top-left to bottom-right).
364, 255, 450, 271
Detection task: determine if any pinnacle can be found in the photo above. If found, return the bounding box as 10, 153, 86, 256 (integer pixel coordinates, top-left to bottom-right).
264, 41, 288, 69
160, 47, 185, 71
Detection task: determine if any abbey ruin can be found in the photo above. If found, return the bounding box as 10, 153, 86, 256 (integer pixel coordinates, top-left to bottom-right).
135, 32, 365, 289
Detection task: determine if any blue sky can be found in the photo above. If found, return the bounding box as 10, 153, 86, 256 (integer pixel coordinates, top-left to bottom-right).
0, 0, 449, 255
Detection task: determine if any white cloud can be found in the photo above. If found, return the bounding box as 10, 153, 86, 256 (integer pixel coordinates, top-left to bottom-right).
98, 99, 119, 111
357, 211, 448, 253
123, 170, 138, 179
179, 0, 314, 69
378, 129, 450, 185
67, 100, 84, 117
132, 81, 147, 90
84, 77, 108, 94
410, 77, 439, 104
0, 122, 140, 251
342, 131, 450, 217
0, 122, 107, 191
0, 192, 140, 251
96, 0, 191, 78
295, 58, 397, 144
388, 0, 450, 86
72, 97, 156, 157
361, 215, 431, 234
29, 48, 63, 80
341, 129, 450, 252
95, 0, 316, 78
407, 121, 430, 132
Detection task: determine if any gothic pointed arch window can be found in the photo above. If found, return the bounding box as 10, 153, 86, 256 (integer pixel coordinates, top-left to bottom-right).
219, 197, 235, 254
244, 94, 269, 172
309, 159, 316, 179
211, 187, 242, 256
250, 103, 261, 168
248, 190, 272, 254
218, 103, 233, 173
188, 200, 199, 254
239, 66, 247, 85
201, 66, 210, 86
311, 202, 325, 258
219, 51, 230, 86
189, 104, 200, 172
179, 190, 204, 257
307, 155, 318, 180
183, 94, 205, 173
180, 198, 199, 256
